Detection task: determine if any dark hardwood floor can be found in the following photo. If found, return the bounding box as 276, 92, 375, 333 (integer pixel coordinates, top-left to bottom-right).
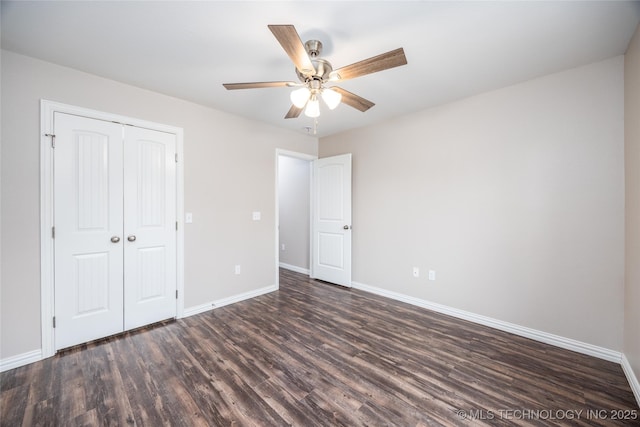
1, 269, 638, 426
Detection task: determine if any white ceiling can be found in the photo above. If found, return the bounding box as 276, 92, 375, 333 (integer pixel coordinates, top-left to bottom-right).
2, 1, 639, 138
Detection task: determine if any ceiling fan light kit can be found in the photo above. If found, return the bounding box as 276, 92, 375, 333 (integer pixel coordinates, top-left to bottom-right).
223, 24, 408, 124
290, 87, 311, 108
305, 95, 320, 118
321, 88, 342, 110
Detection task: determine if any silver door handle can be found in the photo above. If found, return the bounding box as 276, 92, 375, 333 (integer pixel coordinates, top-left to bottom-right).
343, 225, 351, 230
127, 235, 136, 242
110, 236, 120, 243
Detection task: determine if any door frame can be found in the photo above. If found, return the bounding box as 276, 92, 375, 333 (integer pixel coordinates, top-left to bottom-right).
40, 99, 185, 358
274, 149, 317, 288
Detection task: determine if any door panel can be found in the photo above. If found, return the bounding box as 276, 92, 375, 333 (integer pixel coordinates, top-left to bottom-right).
123, 126, 177, 330
137, 247, 167, 301
318, 233, 344, 268
318, 164, 344, 220
74, 253, 110, 315
312, 153, 352, 287
54, 113, 124, 350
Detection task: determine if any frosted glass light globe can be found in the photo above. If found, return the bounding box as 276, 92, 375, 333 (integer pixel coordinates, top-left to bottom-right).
322, 88, 342, 110
290, 87, 311, 108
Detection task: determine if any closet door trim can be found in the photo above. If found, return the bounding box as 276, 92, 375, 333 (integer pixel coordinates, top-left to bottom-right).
40, 99, 185, 358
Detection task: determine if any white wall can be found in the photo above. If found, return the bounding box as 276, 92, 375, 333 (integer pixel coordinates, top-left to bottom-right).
625, 24, 640, 392
0, 45, 632, 373
278, 155, 311, 271
320, 56, 625, 351
0, 50, 318, 360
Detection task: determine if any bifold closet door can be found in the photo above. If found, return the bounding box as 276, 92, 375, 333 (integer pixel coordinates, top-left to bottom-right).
54, 112, 177, 350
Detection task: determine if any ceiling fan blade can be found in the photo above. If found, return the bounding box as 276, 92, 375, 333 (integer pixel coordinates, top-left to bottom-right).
268, 25, 316, 77
331, 48, 407, 82
223, 81, 296, 90
285, 104, 304, 119
331, 87, 375, 112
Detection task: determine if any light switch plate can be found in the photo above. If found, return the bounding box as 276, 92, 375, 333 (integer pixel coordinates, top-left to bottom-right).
252, 211, 261, 221
185, 212, 193, 223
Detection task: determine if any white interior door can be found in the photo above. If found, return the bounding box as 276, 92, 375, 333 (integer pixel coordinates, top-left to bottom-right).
311, 153, 352, 287
123, 126, 177, 330
54, 113, 125, 349
54, 113, 177, 350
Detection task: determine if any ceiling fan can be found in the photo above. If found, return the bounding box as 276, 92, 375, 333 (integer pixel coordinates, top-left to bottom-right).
223, 25, 408, 120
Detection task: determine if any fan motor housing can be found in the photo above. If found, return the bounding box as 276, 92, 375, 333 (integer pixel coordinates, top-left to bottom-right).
297, 58, 333, 83
295, 40, 332, 82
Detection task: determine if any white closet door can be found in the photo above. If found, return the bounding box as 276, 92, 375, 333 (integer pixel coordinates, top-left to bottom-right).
54, 113, 125, 350
123, 126, 177, 330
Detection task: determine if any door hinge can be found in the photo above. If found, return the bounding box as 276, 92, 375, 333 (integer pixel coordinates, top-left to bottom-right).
45, 133, 56, 148
52, 316, 56, 328
176, 221, 178, 231
175, 153, 178, 163
176, 290, 178, 299
52, 226, 55, 239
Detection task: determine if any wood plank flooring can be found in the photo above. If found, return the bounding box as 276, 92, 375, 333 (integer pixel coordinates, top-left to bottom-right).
1, 269, 638, 426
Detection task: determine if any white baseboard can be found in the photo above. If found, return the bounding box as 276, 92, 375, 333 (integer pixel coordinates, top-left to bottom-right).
0, 349, 43, 373
351, 280, 622, 363
182, 284, 278, 318
622, 354, 640, 407
279, 262, 310, 275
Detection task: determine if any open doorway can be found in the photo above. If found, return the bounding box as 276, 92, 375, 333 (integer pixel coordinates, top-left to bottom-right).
276, 151, 315, 283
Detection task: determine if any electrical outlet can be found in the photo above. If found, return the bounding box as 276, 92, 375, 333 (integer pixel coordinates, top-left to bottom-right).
252, 211, 261, 221
413, 267, 419, 278
234, 265, 241, 275
428, 270, 436, 281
